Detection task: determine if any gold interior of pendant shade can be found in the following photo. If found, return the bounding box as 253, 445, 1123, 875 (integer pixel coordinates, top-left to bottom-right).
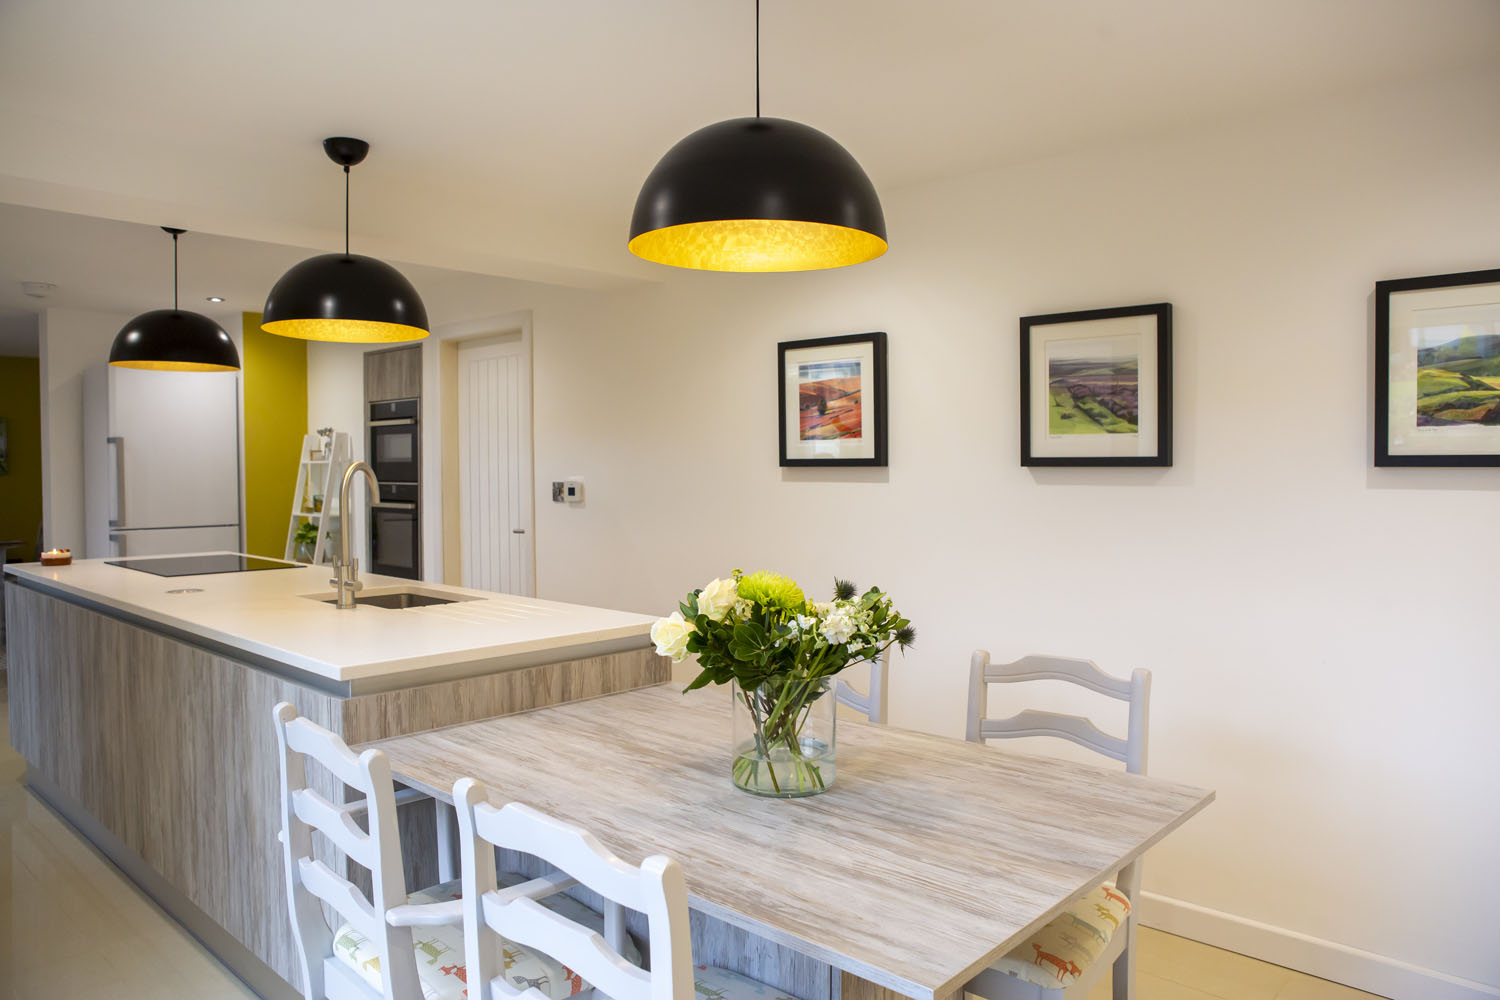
259, 317, 429, 343
628, 219, 888, 272
109, 359, 240, 373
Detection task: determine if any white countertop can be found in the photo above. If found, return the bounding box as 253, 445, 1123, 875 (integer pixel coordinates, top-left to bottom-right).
3, 553, 656, 687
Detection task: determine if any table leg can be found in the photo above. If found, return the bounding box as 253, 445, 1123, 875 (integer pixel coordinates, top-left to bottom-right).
840, 974, 959, 1000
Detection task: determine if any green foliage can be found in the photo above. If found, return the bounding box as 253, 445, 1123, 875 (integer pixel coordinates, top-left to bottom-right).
1075, 397, 1136, 433
1048, 389, 1137, 435
1415, 388, 1500, 415
1442, 358, 1500, 378
1417, 368, 1474, 397
293, 521, 318, 545
668, 572, 912, 696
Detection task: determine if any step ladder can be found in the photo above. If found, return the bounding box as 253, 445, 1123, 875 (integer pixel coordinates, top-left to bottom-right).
284, 429, 352, 566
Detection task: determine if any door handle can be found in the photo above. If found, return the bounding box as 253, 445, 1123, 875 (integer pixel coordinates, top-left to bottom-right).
512, 529, 525, 534
107, 436, 125, 528
368, 418, 417, 427
372, 501, 417, 511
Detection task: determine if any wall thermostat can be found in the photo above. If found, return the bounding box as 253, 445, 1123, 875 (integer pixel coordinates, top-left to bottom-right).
564, 479, 584, 503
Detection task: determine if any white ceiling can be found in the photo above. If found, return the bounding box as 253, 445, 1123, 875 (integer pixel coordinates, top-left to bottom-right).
0, 202, 548, 331
0, 0, 1497, 301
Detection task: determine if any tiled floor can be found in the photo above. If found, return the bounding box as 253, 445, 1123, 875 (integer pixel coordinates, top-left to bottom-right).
0, 686, 1382, 1000
0, 689, 257, 998
1084, 930, 1387, 999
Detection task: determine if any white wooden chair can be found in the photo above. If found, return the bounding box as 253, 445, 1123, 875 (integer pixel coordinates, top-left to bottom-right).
454, 777, 804, 1000
833, 647, 889, 723
962, 653, 1150, 1000
273, 701, 451, 1000
275, 703, 653, 1000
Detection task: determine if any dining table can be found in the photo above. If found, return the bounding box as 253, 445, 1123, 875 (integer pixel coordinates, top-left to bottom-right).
362, 682, 1213, 1000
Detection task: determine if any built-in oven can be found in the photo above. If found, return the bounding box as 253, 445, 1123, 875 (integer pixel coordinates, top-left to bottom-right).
368, 399, 419, 486
369, 482, 419, 579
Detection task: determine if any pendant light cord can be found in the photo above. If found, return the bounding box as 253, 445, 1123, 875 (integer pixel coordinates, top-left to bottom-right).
344, 165, 351, 256
755, 0, 761, 118
172, 230, 179, 311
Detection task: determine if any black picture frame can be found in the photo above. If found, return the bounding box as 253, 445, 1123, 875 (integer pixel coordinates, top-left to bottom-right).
1020, 303, 1172, 467
1374, 266, 1500, 467
778, 331, 888, 467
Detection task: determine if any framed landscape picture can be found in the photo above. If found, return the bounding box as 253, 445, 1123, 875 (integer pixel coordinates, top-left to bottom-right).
1375, 267, 1500, 466
778, 331, 888, 467
1020, 303, 1172, 466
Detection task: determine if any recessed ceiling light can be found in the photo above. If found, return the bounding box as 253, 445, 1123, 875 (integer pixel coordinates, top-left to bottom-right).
206, 295, 225, 303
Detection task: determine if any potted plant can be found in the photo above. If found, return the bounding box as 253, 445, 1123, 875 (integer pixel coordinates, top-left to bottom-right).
653, 571, 913, 797
292, 521, 319, 563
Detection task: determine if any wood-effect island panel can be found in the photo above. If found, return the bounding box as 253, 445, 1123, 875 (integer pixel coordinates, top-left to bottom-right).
366, 683, 1214, 1000
3, 580, 667, 999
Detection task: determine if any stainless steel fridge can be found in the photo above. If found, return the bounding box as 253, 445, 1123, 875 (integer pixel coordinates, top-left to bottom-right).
83, 365, 242, 559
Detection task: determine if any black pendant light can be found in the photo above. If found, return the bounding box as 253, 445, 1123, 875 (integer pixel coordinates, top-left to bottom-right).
108, 228, 241, 373
261, 137, 429, 343
629, 0, 886, 272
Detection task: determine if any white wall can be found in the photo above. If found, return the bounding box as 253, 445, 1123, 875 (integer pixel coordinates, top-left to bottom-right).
38, 306, 243, 557
527, 71, 1499, 997
306, 341, 371, 564
39, 306, 134, 554
304, 68, 1500, 997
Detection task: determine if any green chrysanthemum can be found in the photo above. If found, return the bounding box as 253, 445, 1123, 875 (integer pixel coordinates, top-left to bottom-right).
736, 570, 806, 611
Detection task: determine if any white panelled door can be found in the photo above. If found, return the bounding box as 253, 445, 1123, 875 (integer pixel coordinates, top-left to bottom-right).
457, 338, 534, 595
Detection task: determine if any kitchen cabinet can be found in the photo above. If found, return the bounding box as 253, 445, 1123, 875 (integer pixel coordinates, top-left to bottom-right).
3, 557, 665, 997
364, 344, 422, 402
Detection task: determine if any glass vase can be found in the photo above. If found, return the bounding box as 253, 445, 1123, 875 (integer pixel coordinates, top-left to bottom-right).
731, 677, 836, 797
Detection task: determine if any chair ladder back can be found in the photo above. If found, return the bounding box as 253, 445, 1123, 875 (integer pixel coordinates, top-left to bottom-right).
454, 779, 695, 1000
834, 646, 890, 723
273, 702, 421, 1000
984, 653, 1134, 698
1124, 667, 1150, 776
964, 655, 1152, 1000
978, 709, 1129, 763
966, 652, 1151, 775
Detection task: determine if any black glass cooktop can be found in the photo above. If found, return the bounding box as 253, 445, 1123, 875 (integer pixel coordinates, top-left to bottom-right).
105, 554, 302, 577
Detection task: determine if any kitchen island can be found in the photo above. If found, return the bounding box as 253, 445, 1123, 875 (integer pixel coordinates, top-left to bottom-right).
2, 553, 667, 999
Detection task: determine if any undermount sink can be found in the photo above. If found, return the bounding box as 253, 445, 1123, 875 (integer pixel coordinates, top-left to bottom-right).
308, 588, 477, 610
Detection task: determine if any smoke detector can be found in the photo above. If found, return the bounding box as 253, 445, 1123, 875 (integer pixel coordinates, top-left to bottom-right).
21, 281, 57, 299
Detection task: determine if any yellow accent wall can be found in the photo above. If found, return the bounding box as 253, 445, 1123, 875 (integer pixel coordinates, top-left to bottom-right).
241, 312, 307, 558
0, 356, 43, 561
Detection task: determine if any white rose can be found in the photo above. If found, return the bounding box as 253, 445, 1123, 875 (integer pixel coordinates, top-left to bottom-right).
698, 577, 740, 622
650, 611, 693, 662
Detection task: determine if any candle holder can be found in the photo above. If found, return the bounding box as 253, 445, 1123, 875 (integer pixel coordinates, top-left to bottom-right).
40, 548, 72, 566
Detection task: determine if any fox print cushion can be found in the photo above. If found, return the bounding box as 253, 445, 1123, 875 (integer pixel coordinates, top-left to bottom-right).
986, 882, 1131, 988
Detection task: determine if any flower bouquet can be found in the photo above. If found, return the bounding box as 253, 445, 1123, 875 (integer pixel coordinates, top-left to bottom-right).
652, 571, 914, 797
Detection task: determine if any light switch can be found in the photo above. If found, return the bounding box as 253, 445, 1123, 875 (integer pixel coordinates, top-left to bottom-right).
564, 479, 584, 503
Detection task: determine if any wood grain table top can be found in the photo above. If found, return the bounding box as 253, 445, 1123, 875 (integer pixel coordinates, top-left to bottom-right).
364, 683, 1213, 1000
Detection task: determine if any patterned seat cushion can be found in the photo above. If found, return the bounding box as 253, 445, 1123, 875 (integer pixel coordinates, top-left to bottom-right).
985, 883, 1131, 990
332, 873, 643, 1000
694, 964, 802, 1000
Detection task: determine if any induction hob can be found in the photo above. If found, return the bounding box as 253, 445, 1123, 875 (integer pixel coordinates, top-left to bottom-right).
105, 554, 302, 577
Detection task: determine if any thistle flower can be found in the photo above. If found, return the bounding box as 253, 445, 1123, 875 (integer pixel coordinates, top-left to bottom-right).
832, 578, 857, 601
